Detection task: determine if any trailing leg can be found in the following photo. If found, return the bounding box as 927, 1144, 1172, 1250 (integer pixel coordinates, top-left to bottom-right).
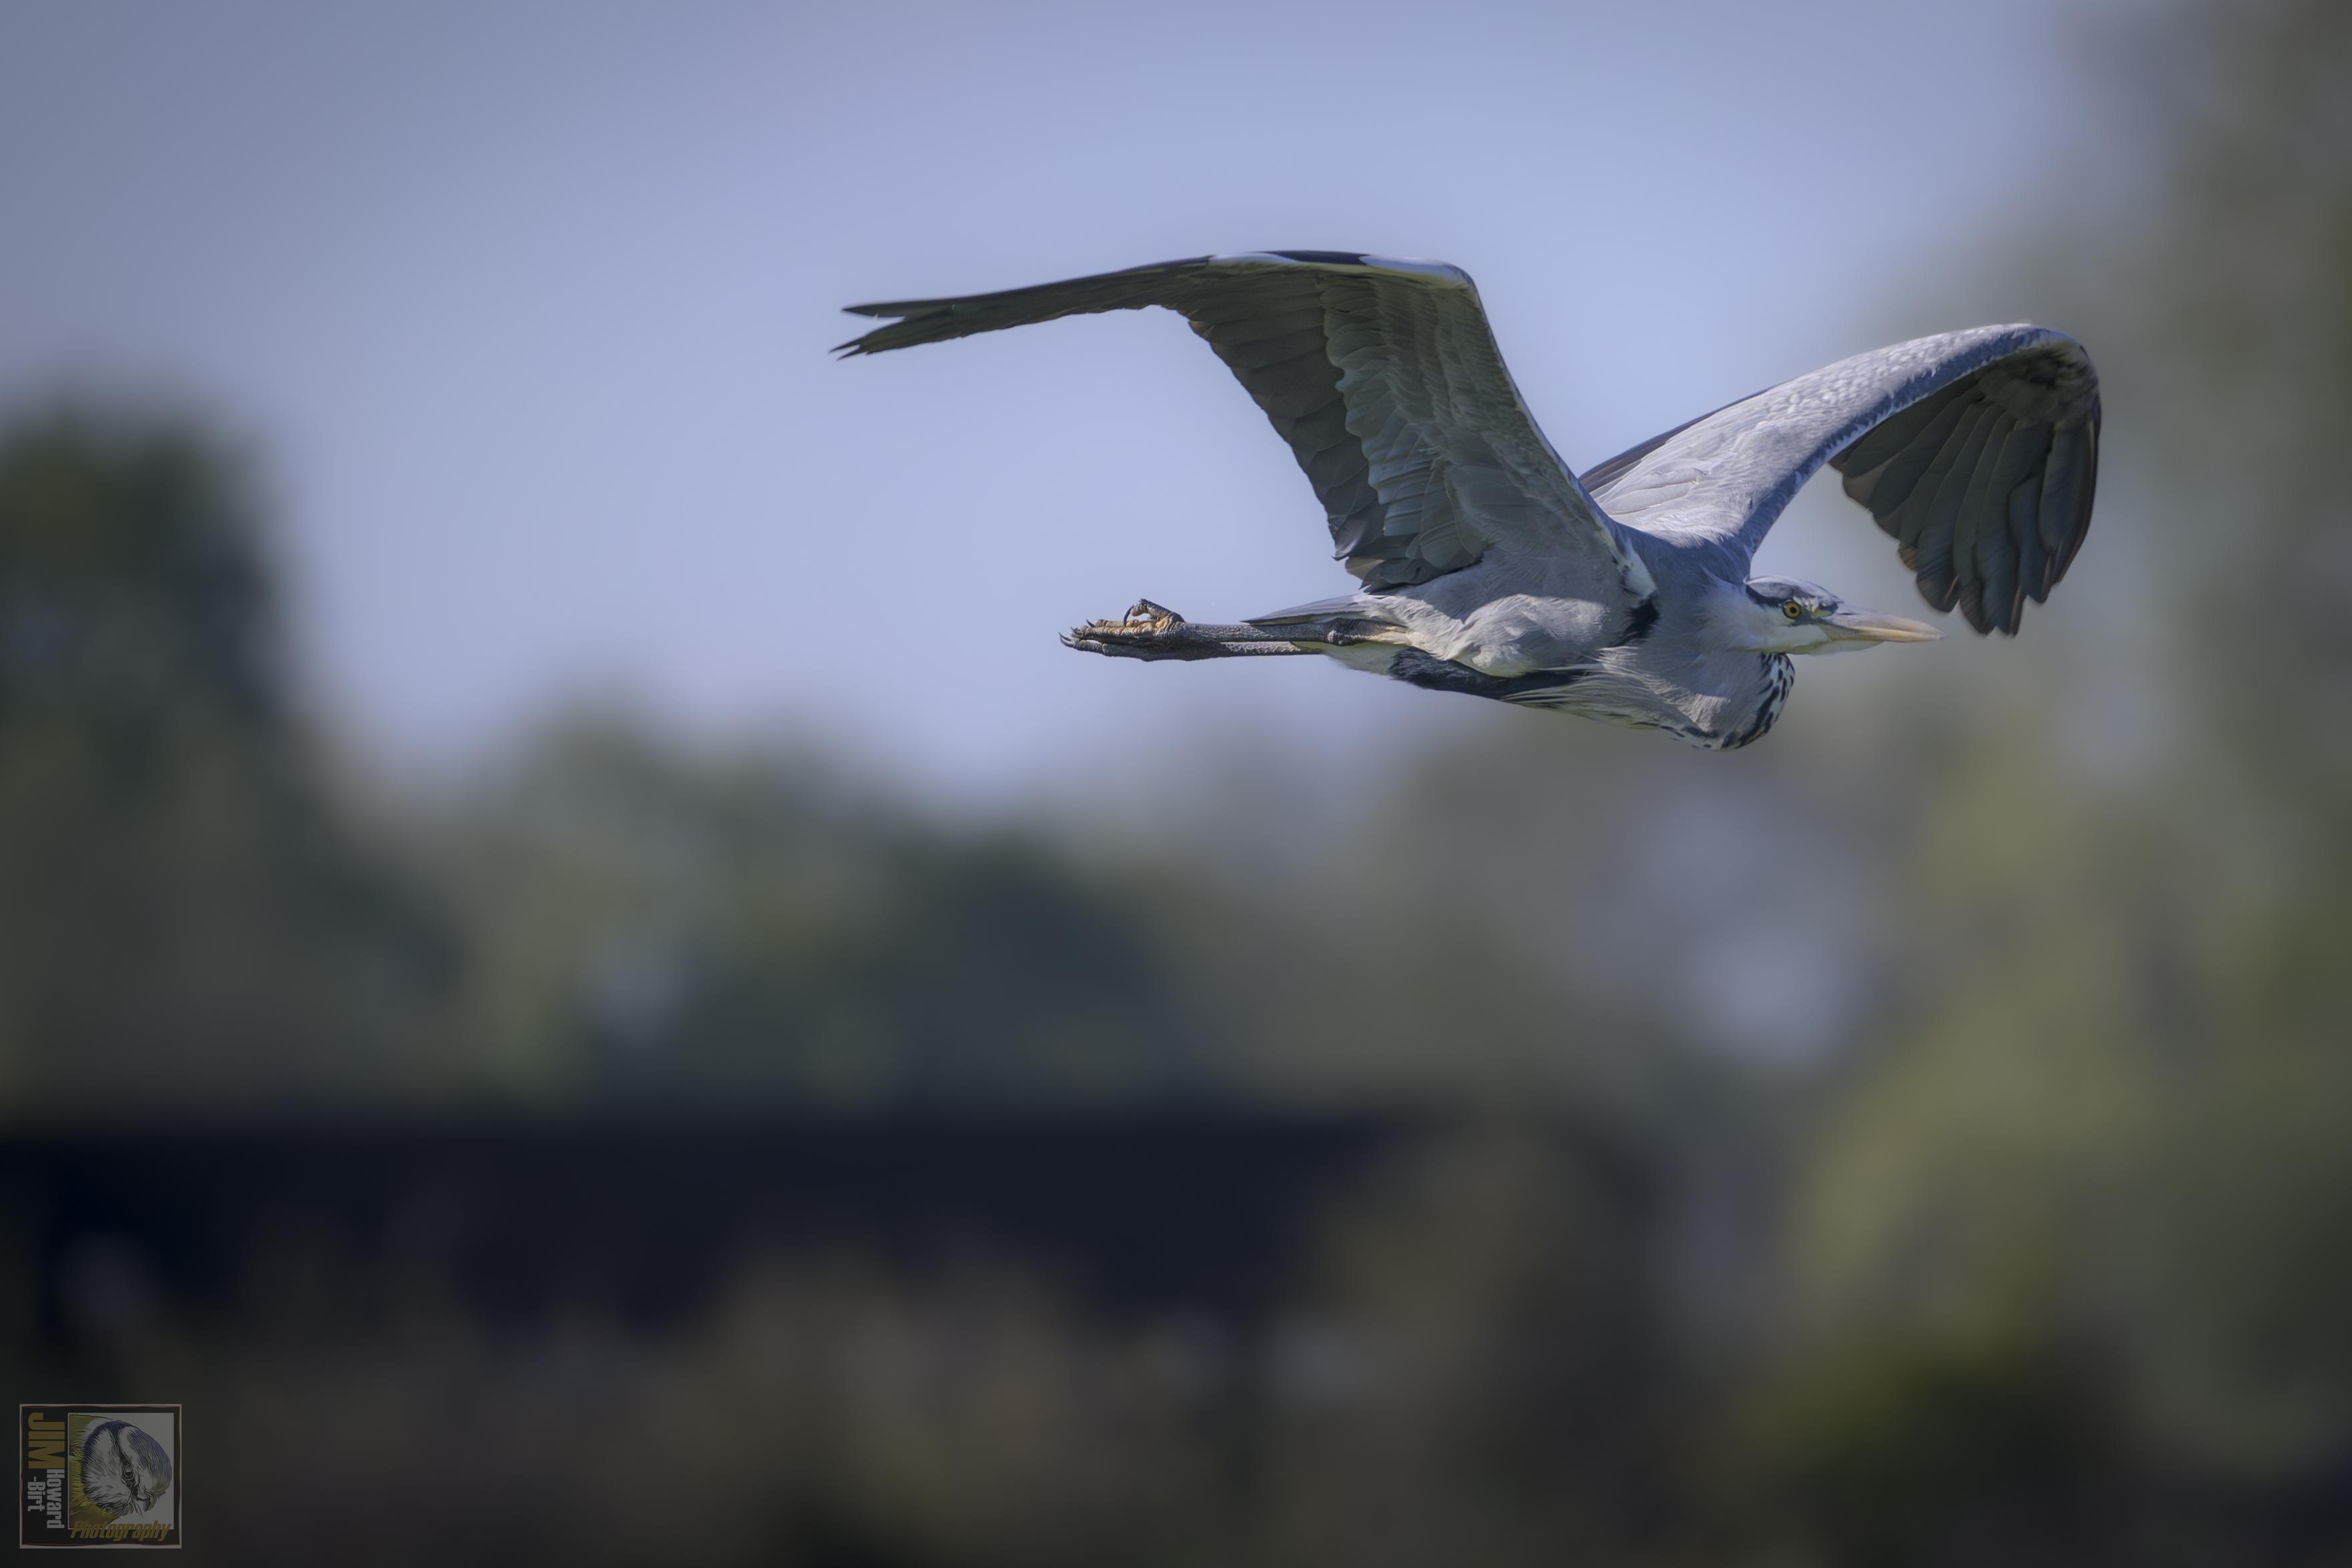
1062, 600, 1320, 661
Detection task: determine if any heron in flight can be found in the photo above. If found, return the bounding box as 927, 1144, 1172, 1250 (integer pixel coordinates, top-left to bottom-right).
838, 251, 2099, 749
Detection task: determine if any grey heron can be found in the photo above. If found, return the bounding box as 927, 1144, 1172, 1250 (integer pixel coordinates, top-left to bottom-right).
838, 251, 2099, 749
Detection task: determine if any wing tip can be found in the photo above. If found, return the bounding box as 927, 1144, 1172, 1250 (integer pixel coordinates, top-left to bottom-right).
834, 303, 894, 358
832, 303, 953, 358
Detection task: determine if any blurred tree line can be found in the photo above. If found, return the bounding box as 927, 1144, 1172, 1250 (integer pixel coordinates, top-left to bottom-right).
0, 412, 450, 1106
1782, 0, 2352, 1497
0, 402, 1688, 1118
3, 0, 2350, 1560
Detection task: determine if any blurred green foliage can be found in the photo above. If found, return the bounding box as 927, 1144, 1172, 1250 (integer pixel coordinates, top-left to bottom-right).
0, 411, 450, 1107
1784, 0, 2352, 1485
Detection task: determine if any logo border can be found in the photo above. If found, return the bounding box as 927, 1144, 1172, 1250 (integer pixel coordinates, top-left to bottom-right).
17, 1405, 183, 1552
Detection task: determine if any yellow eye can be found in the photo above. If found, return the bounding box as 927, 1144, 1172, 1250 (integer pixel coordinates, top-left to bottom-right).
1783, 599, 1803, 621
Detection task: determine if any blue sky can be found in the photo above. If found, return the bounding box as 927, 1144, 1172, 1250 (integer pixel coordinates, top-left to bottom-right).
1, 0, 2118, 798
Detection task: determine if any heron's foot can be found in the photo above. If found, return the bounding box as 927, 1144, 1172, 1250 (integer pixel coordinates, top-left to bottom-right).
1062, 600, 1320, 661
1063, 599, 1190, 659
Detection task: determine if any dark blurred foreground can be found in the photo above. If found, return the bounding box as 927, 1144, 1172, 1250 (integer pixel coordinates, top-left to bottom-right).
8, 0, 2352, 1561
9, 1112, 2351, 1567
0, 1111, 2311, 1568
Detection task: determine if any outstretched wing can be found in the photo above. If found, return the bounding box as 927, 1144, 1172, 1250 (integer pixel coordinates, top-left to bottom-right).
1583, 326, 2100, 634
840, 251, 1654, 601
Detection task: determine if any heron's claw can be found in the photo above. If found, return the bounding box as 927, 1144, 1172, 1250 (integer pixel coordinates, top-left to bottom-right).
1065, 598, 1187, 657
1124, 599, 1185, 631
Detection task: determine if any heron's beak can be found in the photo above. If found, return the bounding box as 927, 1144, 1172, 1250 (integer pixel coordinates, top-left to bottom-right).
1819, 605, 1943, 643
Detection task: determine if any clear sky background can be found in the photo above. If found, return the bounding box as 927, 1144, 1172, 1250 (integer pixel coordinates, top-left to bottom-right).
1, 0, 2120, 800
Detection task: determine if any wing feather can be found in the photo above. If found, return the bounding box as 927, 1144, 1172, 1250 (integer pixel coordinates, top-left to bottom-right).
2009, 475, 2052, 610
1582, 325, 2099, 635
840, 252, 1652, 601
1977, 423, 2050, 631
2039, 421, 2095, 563
1216, 330, 1334, 371
1862, 389, 1977, 525
1839, 377, 1973, 481
1896, 402, 1991, 565
1940, 409, 2011, 629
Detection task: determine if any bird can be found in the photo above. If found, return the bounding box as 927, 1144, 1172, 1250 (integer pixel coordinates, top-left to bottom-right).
836, 251, 2099, 750
75, 1418, 171, 1521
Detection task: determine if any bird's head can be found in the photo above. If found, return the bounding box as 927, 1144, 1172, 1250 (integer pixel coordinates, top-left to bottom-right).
1732, 577, 1942, 655
78, 1421, 171, 1520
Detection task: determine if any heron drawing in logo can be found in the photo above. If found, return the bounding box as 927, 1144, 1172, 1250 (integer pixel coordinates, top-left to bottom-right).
76, 1419, 172, 1521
